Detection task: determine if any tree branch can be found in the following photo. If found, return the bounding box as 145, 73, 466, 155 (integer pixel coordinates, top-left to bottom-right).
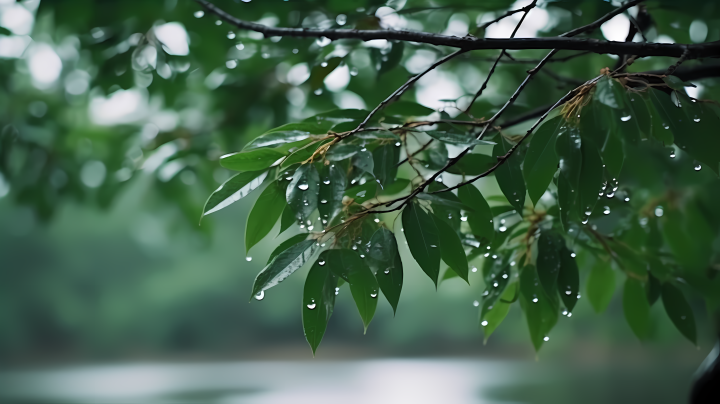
194, 0, 720, 59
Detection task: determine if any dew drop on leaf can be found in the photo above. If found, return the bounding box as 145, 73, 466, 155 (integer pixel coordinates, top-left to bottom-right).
254, 291, 264, 301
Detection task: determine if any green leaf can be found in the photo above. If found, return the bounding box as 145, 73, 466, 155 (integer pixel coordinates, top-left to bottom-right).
352, 150, 374, 176
309, 57, 342, 90
458, 184, 494, 245
251, 240, 318, 298
431, 213, 469, 283
623, 277, 651, 340
384, 101, 434, 117
303, 253, 339, 354
650, 88, 720, 175
367, 227, 403, 314
325, 249, 379, 332
318, 163, 347, 225
279, 205, 296, 236
620, 91, 652, 139
0, 26, 12, 36
555, 126, 582, 194
523, 116, 563, 206
520, 265, 559, 352
490, 205, 516, 217
536, 231, 563, 295
416, 192, 472, 211
286, 164, 320, 224
557, 173, 577, 232
344, 181, 378, 204
660, 204, 714, 274
372, 144, 400, 187
202, 170, 268, 217
601, 114, 626, 178
245, 181, 287, 252
243, 130, 313, 151
493, 136, 525, 214
356, 130, 400, 141
267, 233, 308, 265
587, 257, 615, 313
646, 272, 662, 305
279, 139, 330, 170
402, 201, 441, 286
577, 138, 604, 218
643, 93, 674, 144
556, 247, 579, 312
424, 130, 495, 147
580, 100, 609, 148
594, 76, 624, 109
445, 153, 495, 175
326, 143, 362, 161
220, 149, 286, 172
425, 139, 448, 169
661, 282, 697, 344
481, 282, 517, 343
481, 254, 511, 322
379, 178, 409, 196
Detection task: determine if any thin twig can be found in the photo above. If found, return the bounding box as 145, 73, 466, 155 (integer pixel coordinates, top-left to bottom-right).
665, 47, 691, 76
474, 1, 537, 34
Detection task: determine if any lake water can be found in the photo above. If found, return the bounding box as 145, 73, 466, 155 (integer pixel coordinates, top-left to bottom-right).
0, 359, 696, 404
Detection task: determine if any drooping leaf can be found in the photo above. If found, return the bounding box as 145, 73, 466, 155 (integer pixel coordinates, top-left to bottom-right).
493, 135, 525, 214
580, 99, 609, 148
646, 272, 662, 305
594, 76, 624, 109
623, 277, 651, 340
303, 253, 339, 354
326, 143, 362, 161
520, 265, 560, 352
620, 90, 652, 140
267, 233, 308, 265
378, 41, 404, 75
244, 129, 314, 150
431, 213, 469, 283
379, 178, 410, 196
286, 164, 320, 224
587, 257, 615, 313
577, 138, 604, 218
416, 192, 472, 211
355, 129, 400, 141
445, 153, 496, 175
481, 282, 517, 343
245, 180, 287, 252
384, 101, 434, 117
202, 170, 268, 217
352, 150, 375, 176
555, 126, 582, 194
557, 173, 577, 232
220, 149, 286, 172
318, 163, 347, 226
523, 116, 563, 206
372, 144, 400, 187
279, 139, 330, 170
251, 240, 318, 298
309, 57, 342, 90
481, 254, 511, 322
458, 184, 494, 245
424, 130, 495, 147
556, 246, 580, 312
367, 227, 403, 314
402, 201, 441, 286
661, 282, 697, 344
536, 231, 563, 295
279, 205, 296, 236
344, 181, 378, 204
325, 249, 379, 332
425, 139, 448, 169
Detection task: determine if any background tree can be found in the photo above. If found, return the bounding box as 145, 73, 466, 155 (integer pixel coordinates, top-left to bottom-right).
1, 0, 720, 376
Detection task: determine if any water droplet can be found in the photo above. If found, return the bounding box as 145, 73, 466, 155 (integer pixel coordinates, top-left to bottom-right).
695, 164, 702, 171
670, 151, 676, 158
359, 254, 365, 258
194, 10, 204, 18
254, 291, 264, 300
510, 261, 516, 266
236, 43, 245, 50
492, 255, 497, 259
298, 182, 309, 191
336, 14, 347, 25
532, 297, 539, 303
576, 294, 581, 299
603, 206, 610, 215
473, 300, 480, 307
543, 336, 550, 342
582, 218, 589, 225
625, 197, 630, 202
562, 310, 568, 316
471, 267, 478, 273
570, 252, 576, 258
384, 269, 390, 274
694, 118, 701, 123
502, 273, 508, 279
227, 31, 236, 39
663, 124, 670, 130
654, 206, 664, 217
487, 246, 491, 250
215, 20, 222, 26
484, 253, 490, 258
352, 245, 357, 250
316, 36, 331, 47
493, 282, 499, 287
499, 226, 507, 232
246, 256, 252, 262
447, 213, 453, 219
567, 312, 572, 317
374, 218, 380, 223
430, 245, 437, 248
481, 320, 488, 326
606, 192, 615, 198
370, 292, 378, 298
394, 141, 401, 147
350, 67, 358, 76
307, 303, 317, 310
565, 290, 572, 295
314, 88, 323, 95
621, 115, 632, 122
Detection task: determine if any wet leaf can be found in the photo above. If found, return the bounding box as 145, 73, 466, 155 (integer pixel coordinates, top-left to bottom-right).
594, 76, 624, 109
537, 231, 563, 295
556, 246, 580, 312
367, 227, 403, 314
309, 57, 342, 90
251, 239, 318, 298
458, 184, 494, 245
577, 138, 604, 218
372, 144, 400, 187
326, 143, 362, 161
202, 170, 268, 218
416, 192, 472, 211
383, 101, 434, 117
493, 136, 525, 214
431, 213, 469, 283
286, 164, 320, 224
424, 130, 495, 147
352, 150, 374, 176
555, 126, 582, 195
402, 201, 441, 286
279, 205, 297, 236
303, 253, 338, 354
557, 172, 577, 232
425, 140, 448, 169
523, 116, 563, 206
355, 129, 399, 141
220, 149, 286, 172
344, 181, 378, 204
378, 41, 404, 75
482, 282, 517, 343
318, 163, 347, 225
325, 249, 379, 332
267, 233, 308, 265
245, 180, 287, 252
520, 265, 559, 352
587, 257, 615, 313
445, 153, 495, 175
661, 282, 697, 344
